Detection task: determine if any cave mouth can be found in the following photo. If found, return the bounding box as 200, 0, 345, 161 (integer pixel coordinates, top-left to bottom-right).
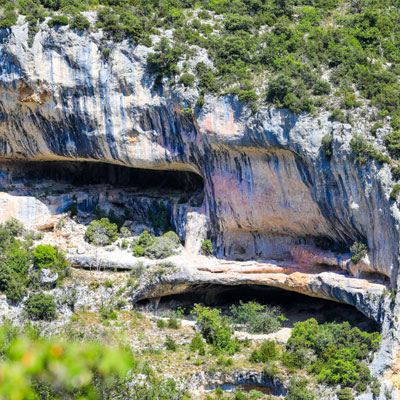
137, 284, 379, 332
0, 160, 204, 193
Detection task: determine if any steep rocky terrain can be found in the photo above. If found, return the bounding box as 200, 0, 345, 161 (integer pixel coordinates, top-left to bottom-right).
0, 13, 400, 399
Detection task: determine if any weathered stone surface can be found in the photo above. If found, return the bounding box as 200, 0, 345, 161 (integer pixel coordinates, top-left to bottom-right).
0, 19, 399, 397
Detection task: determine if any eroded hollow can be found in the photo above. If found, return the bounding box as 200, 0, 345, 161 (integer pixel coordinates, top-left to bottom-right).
0, 160, 205, 236
137, 284, 379, 332
0, 160, 204, 192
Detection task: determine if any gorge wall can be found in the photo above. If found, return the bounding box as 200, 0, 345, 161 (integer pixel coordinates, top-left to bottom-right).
1, 19, 400, 397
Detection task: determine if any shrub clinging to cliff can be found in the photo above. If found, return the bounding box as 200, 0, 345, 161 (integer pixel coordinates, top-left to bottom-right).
85, 218, 119, 246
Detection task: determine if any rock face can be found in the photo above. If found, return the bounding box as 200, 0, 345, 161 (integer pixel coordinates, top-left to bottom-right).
1, 20, 400, 397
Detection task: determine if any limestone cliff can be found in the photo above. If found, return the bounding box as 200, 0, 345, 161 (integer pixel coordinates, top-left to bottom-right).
1, 19, 400, 398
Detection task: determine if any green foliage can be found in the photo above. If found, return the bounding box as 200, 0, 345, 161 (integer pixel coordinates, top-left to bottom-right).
147, 37, 183, 82
321, 134, 333, 158
391, 184, 400, 201
284, 319, 380, 392
0, 323, 136, 399
70, 12, 90, 30
189, 332, 205, 354
85, 218, 119, 246
24, 293, 57, 321
165, 335, 177, 351
167, 316, 180, 329
156, 319, 166, 329
180, 73, 195, 87
0, 4, 17, 29
249, 340, 279, 363
47, 14, 70, 27
385, 130, 400, 158
133, 230, 180, 259
337, 387, 355, 400
192, 304, 238, 355
350, 241, 368, 263
201, 239, 213, 256
286, 378, 315, 400
229, 301, 285, 333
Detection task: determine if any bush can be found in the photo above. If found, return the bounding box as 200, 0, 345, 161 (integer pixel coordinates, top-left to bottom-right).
391, 184, 400, 201
3, 218, 24, 236
321, 134, 333, 158
249, 340, 279, 363
133, 231, 180, 259
133, 244, 145, 257
179, 73, 195, 87
286, 378, 315, 400
190, 332, 205, 354
48, 15, 70, 28
165, 335, 177, 351
167, 316, 180, 329
201, 239, 213, 256
157, 319, 166, 329
385, 130, 400, 158
85, 218, 119, 246
337, 388, 354, 400
350, 241, 368, 263
24, 293, 57, 321
0, 5, 17, 29
285, 319, 380, 392
33, 245, 57, 269
330, 109, 346, 123
229, 301, 285, 333
192, 304, 238, 354
71, 13, 90, 30
313, 80, 331, 95
33, 245, 69, 280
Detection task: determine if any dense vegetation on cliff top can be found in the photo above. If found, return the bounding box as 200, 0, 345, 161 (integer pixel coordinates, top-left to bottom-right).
3, 0, 400, 178
1, 0, 400, 119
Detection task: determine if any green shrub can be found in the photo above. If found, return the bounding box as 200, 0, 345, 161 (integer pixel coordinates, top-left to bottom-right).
179, 73, 195, 87
337, 388, 354, 400
391, 184, 400, 201
330, 109, 346, 123
133, 244, 145, 257
24, 293, 57, 321
229, 301, 285, 333
157, 319, 166, 329
48, 15, 70, 28
321, 134, 333, 158
85, 218, 119, 246
167, 316, 180, 329
201, 239, 213, 256
350, 241, 368, 263
385, 130, 400, 158
33, 245, 69, 279
286, 378, 315, 400
0, 5, 17, 29
71, 13, 90, 30
249, 340, 278, 363
192, 304, 238, 354
285, 319, 380, 392
3, 218, 25, 236
165, 335, 177, 351
33, 245, 57, 269
190, 332, 205, 354
313, 80, 331, 95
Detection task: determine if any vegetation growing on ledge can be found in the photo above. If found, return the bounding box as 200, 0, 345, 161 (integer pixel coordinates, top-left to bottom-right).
0, 219, 69, 303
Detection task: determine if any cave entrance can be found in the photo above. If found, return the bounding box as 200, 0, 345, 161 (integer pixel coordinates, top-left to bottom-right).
0, 160, 205, 234
0, 160, 204, 192
137, 284, 379, 332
